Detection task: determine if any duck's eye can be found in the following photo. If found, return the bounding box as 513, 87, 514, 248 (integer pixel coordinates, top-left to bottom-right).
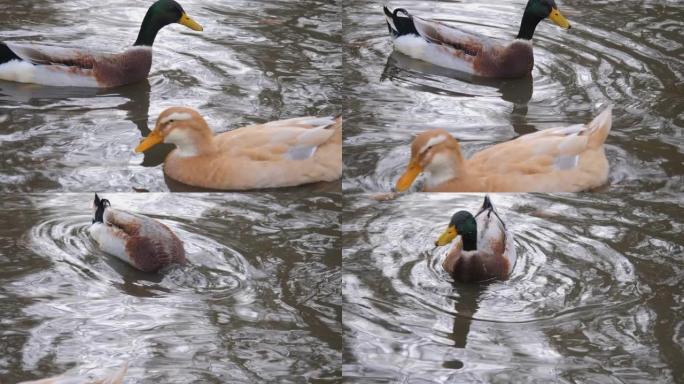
168, 119, 175, 124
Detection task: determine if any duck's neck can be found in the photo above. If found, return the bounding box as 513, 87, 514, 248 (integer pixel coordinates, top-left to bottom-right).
516, 11, 543, 40
458, 217, 477, 251
134, 11, 166, 46
425, 150, 464, 189
170, 133, 217, 158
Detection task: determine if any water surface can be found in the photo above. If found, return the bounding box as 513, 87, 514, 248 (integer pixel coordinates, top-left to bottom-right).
0, 0, 342, 192
343, 193, 683, 383
0, 193, 341, 383
343, 0, 683, 193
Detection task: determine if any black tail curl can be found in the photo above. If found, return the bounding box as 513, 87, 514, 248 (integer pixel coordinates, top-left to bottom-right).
93, 194, 111, 224
0, 42, 22, 65
383, 6, 419, 37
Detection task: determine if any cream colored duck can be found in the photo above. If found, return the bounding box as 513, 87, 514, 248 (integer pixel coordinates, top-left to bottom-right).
383, 0, 571, 78
135, 107, 343, 190
18, 362, 127, 384
435, 196, 516, 283
396, 107, 613, 192
89, 194, 185, 273
0, 0, 202, 88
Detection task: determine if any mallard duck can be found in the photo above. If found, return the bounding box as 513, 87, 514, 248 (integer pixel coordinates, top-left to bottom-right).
0, 0, 202, 88
435, 196, 516, 283
89, 194, 185, 273
383, 0, 571, 78
396, 107, 612, 192
134, 107, 343, 190
19, 362, 127, 384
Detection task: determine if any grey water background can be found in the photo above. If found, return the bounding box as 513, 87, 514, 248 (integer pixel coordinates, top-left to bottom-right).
0, 0, 342, 193
0, 193, 341, 383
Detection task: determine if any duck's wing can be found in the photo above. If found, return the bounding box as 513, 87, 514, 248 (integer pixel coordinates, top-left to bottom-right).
383, 7, 492, 55
220, 116, 342, 161
3, 42, 102, 69
471, 107, 613, 175
474, 196, 507, 255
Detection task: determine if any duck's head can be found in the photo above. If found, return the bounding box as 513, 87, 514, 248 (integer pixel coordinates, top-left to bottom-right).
435, 210, 477, 251
134, 0, 203, 46
518, 0, 571, 40
396, 129, 464, 192
135, 107, 214, 157
93, 194, 111, 224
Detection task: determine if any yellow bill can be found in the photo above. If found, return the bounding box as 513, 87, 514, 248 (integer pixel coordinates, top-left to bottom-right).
135, 131, 163, 153
549, 8, 571, 29
435, 225, 457, 246
396, 161, 422, 192
179, 13, 203, 31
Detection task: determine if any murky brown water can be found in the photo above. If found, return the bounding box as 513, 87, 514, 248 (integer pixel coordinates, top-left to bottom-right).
0, 193, 340, 383
343, 193, 683, 383
343, 0, 683, 193
0, 0, 342, 193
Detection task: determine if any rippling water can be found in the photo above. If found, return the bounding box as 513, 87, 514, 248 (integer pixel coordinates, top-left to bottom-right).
343, 0, 683, 193
342, 193, 683, 382
0, 0, 342, 192
0, 193, 341, 382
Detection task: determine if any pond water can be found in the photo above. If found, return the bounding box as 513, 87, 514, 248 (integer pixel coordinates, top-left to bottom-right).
0, 193, 341, 383
343, 0, 683, 193
343, 193, 683, 383
0, 0, 342, 193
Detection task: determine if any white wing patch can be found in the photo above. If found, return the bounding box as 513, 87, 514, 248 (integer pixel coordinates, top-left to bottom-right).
420, 134, 448, 154
554, 154, 579, 170
89, 222, 129, 264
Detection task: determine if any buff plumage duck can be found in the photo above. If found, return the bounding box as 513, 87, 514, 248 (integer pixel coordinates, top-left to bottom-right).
0, 0, 202, 88
135, 107, 342, 190
396, 107, 613, 192
383, 0, 571, 78
435, 196, 516, 283
89, 194, 185, 273
18, 362, 127, 384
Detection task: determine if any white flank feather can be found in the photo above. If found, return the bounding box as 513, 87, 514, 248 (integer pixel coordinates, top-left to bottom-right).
0, 60, 98, 87
393, 35, 475, 74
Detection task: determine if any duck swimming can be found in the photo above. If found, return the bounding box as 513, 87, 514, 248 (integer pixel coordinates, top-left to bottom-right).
396, 107, 613, 192
89, 194, 185, 273
383, 0, 571, 78
135, 107, 342, 190
435, 196, 516, 283
0, 0, 202, 88
18, 362, 127, 384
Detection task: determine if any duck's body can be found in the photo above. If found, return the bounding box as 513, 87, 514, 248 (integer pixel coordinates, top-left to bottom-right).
0, 0, 202, 88
383, 0, 570, 78
18, 362, 127, 384
0, 43, 152, 88
135, 107, 342, 190
88, 195, 185, 273
396, 107, 613, 193
436, 196, 516, 283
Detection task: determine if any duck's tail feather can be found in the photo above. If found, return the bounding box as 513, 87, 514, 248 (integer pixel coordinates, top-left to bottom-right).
93, 194, 111, 224
476, 195, 507, 230
0, 42, 22, 65
383, 6, 419, 37
481, 195, 494, 212
585, 106, 612, 149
